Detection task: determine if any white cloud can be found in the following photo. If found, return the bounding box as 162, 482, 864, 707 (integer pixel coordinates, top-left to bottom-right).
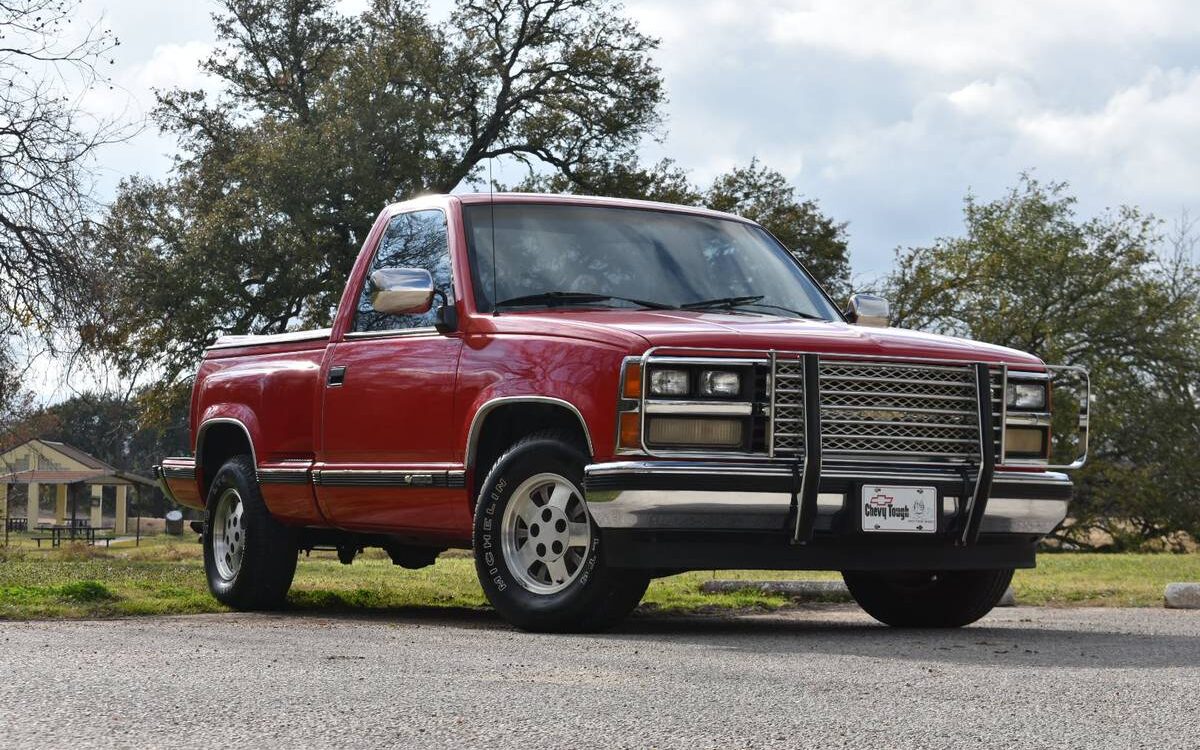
132, 41, 216, 93
1017, 68, 1200, 198
766, 0, 1200, 74
623, 0, 1200, 275
817, 66, 1200, 218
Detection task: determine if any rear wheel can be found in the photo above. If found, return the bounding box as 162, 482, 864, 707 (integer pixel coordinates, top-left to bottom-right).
203, 455, 298, 610
473, 431, 649, 632
842, 568, 1014, 628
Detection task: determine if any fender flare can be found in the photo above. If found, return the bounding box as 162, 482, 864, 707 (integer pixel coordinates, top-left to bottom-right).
464, 396, 594, 470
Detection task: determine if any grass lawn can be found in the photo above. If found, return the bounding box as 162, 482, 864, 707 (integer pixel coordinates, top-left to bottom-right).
0, 532, 1197, 619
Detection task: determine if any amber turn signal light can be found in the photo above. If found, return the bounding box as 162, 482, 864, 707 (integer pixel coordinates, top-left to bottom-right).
621, 363, 642, 399
618, 412, 641, 449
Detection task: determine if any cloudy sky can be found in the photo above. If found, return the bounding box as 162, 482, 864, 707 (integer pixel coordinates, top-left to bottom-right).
32, 0, 1198, 400
77, 0, 1200, 281
75, 0, 1200, 284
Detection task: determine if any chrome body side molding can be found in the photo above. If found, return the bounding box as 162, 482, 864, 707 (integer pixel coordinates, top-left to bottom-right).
154, 458, 197, 507
257, 460, 312, 485
312, 469, 467, 489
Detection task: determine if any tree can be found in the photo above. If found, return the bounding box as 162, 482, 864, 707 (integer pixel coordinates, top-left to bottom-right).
705, 159, 850, 300
0, 0, 123, 467
519, 156, 852, 296
0, 347, 56, 458
883, 175, 1200, 549
92, 0, 664, 385
516, 153, 702, 205
0, 0, 120, 340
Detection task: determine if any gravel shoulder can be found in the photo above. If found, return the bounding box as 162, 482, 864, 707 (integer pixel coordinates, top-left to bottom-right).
1, 605, 1198, 750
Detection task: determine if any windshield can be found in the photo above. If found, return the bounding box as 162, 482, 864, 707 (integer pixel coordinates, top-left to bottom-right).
462, 203, 841, 319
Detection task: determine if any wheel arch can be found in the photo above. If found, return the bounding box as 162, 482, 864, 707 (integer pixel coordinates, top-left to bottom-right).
465, 397, 594, 497
196, 417, 258, 499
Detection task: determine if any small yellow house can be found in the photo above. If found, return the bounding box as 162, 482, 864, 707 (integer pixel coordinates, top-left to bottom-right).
0, 439, 155, 535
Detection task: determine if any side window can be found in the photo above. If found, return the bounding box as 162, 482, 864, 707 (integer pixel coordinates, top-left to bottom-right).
352, 210, 453, 332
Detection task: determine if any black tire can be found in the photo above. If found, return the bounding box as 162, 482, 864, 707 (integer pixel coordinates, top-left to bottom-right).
203, 455, 298, 610
473, 430, 649, 633
842, 568, 1014, 628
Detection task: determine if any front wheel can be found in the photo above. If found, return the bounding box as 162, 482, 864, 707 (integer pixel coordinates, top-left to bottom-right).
842, 568, 1014, 628
203, 455, 298, 610
473, 431, 648, 632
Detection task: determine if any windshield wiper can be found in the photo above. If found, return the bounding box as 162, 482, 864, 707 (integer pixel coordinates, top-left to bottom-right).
680, 295, 766, 310
735, 302, 825, 320
495, 291, 674, 310
681, 295, 824, 320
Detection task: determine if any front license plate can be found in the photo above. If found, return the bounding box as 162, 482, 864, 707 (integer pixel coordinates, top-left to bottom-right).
861, 485, 937, 533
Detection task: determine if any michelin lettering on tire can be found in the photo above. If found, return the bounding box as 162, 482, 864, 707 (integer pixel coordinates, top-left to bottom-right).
479, 475, 508, 591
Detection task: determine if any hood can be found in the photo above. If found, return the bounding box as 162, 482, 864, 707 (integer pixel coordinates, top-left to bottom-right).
489, 309, 1042, 367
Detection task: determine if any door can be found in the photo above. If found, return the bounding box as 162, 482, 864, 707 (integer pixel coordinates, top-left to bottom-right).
316, 209, 466, 533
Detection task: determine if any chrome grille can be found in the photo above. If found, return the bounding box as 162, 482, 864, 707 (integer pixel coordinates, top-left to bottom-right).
771, 359, 985, 462
770, 360, 806, 453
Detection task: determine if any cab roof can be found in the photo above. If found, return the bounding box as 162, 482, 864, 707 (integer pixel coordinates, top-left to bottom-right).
390, 192, 757, 225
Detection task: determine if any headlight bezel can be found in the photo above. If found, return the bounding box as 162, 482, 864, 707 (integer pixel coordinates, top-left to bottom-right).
645, 364, 749, 401
634, 361, 757, 452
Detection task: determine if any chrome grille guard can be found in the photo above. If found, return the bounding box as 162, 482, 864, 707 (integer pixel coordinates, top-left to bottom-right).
634, 345, 1090, 544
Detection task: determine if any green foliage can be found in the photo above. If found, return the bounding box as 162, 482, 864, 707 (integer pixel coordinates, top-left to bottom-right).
93, 0, 664, 384
706, 159, 851, 300
55, 580, 117, 602
34, 392, 187, 473
517, 154, 703, 205
883, 175, 1200, 549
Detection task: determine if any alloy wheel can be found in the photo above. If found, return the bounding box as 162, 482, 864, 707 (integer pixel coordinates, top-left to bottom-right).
211, 488, 246, 581
500, 472, 593, 594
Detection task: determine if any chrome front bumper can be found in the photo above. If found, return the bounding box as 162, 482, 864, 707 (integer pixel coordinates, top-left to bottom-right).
584, 461, 1071, 537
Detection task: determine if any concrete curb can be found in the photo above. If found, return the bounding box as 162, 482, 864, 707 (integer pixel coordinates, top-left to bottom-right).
993, 585, 1012, 609
700, 580, 852, 601
1164, 583, 1200, 609
997, 586, 1017, 607
701, 581, 1020, 606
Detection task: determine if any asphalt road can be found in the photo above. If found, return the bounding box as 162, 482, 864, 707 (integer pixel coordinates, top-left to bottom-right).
2, 605, 1198, 749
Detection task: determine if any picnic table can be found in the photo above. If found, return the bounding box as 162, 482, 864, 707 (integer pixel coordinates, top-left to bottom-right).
32, 524, 116, 548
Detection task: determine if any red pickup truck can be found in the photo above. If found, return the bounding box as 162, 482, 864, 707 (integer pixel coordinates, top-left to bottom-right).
157, 193, 1088, 632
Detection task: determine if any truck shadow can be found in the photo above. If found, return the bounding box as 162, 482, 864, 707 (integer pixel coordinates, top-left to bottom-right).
276, 603, 1200, 670
606, 610, 1200, 670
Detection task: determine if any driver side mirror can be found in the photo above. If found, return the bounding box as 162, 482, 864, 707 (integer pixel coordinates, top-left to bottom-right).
845, 293, 890, 328
370, 267, 435, 316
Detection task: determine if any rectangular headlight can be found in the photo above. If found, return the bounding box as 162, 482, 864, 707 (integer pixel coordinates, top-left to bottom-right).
1006, 381, 1047, 410
699, 370, 741, 397
647, 417, 743, 447
649, 369, 690, 396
